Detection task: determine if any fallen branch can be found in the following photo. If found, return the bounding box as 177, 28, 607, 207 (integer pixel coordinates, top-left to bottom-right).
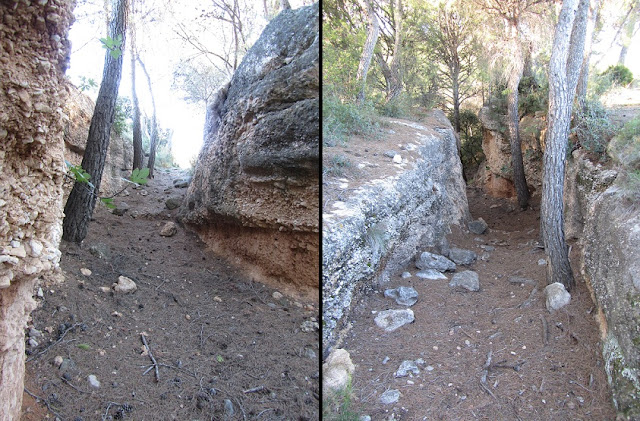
518, 287, 538, 308
141, 333, 160, 382
480, 350, 497, 400
27, 323, 84, 362
539, 314, 549, 346
24, 387, 63, 419
243, 385, 266, 394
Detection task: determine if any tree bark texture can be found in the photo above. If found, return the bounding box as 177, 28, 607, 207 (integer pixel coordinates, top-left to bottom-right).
576, 0, 601, 111
138, 57, 158, 178
541, 0, 589, 291
356, 0, 379, 104
62, 0, 128, 243
386, 0, 403, 102
131, 27, 143, 171
506, 35, 529, 209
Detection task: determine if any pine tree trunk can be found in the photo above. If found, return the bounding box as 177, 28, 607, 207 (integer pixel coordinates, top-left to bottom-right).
131, 38, 143, 170
507, 38, 529, 209
62, 0, 128, 243
356, 0, 379, 105
541, 0, 589, 291
386, 0, 403, 103
138, 57, 158, 178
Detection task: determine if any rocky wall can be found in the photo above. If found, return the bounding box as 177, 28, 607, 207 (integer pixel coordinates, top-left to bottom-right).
565, 150, 640, 418
322, 111, 470, 356
0, 0, 75, 418
179, 4, 319, 300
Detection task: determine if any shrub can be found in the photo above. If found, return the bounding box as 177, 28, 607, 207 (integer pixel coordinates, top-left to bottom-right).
322, 379, 362, 421
518, 76, 548, 116
323, 154, 354, 178
571, 99, 615, 158
323, 93, 378, 146
456, 110, 485, 179
377, 94, 412, 118
609, 117, 640, 200
592, 64, 634, 96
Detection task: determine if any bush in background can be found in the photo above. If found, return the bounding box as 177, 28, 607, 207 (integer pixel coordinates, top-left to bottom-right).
571, 98, 615, 158
591, 64, 634, 96
323, 92, 379, 146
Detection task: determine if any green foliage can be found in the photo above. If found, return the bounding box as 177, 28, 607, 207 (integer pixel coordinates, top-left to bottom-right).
76, 343, 91, 350
65, 161, 93, 188
113, 96, 132, 137
518, 75, 548, 116
100, 34, 123, 59
592, 65, 635, 96
323, 154, 353, 178
100, 197, 116, 209
216, 355, 224, 363
323, 93, 378, 146
609, 117, 640, 200
322, 380, 362, 421
456, 110, 485, 179
78, 76, 97, 92
571, 99, 615, 158
322, 13, 363, 98
377, 94, 412, 118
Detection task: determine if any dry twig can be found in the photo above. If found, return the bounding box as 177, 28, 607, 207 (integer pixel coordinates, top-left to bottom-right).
141, 333, 160, 382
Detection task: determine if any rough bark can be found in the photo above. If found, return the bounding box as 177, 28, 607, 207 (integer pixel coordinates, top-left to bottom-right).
138, 57, 158, 178
576, 0, 601, 111
386, 0, 404, 102
63, 0, 128, 243
541, 0, 589, 291
506, 34, 529, 209
356, 0, 379, 104
130, 31, 143, 170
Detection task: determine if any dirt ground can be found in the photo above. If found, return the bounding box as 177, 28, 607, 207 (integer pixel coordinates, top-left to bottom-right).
21, 168, 319, 420
322, 112, 617, 420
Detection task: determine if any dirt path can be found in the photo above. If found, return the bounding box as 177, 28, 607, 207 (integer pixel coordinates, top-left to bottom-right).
21, 168, 319, 420
340, 189, 615, 420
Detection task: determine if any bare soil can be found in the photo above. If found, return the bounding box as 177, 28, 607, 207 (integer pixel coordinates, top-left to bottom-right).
21, 168, 319, 420
325, 115, 616, 420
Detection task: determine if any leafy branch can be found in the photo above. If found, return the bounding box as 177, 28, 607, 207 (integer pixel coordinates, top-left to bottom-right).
100, 34, 124, 59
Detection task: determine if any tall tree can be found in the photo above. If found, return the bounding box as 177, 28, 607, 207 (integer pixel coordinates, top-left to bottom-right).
618, 0, 640, 65
576, 0, 602, 110
376, 0, 404, 102
63, 0, 128, 243
478, 0, 549, 209
138, 57, 159, 178
356, 0, 380, 104
541, 0, 589, 291
130, 0, 143, 170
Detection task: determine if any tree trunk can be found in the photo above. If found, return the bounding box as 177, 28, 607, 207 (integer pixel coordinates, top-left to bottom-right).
576, 0, 601, 111
385, 0, 403, 103
356, 0, 379, 105
452, 68, 461, 133
62, 0, 128, 243
507, 35, 529, 209
138, 57, 158, 178
541, 0, 589, 291
130, 12, 143, 171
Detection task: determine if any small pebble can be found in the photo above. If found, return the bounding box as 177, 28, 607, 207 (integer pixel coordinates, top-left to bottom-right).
88, 374, 100, 388
53, 355, 63, 368
272, 291, 284, 300
80, 268, 92, 276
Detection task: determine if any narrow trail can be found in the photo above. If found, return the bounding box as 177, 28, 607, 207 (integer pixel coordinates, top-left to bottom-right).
341, 188, 615, 420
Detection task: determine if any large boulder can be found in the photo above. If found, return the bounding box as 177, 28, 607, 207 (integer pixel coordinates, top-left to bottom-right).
565, 149, 640, 417
0, 1, 74, 418
179, 4, 319, 299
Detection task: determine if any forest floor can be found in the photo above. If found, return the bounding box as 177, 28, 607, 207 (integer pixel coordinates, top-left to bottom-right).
21, 168, 319, 421
323, 113, 618, 420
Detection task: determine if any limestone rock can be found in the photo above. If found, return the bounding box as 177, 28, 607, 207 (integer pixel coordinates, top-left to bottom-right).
113, 276, 137, 294
416, 251, 456, 272
384, 286, 418, 306
449, 247, 477, 265
449, 271, 480, 292
416, 269, 448, 280
165, 197, 182, 210
395, 360, 420, 377
88, 374, 100, 388
374, 309, 415, 332
173, 177, 191, 188
179, 3, 319, 296
159, 222, 178, 237
468, 218, 488, 235
380, 389, 401, 405
322, 348, 355, 395
544, 282, 570, 311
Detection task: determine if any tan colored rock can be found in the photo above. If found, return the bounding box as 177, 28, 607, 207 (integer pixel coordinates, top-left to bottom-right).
322, 348, 355, 395
159, 222, 178, 237
113, 276, 137, 294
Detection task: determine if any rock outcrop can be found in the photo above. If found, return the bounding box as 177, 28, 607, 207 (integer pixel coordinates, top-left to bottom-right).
565, 149, 640, 418
63, 84, 133, 196
322, 111, 469, 355
179, 4, 319, 299
475, 107, 545, 198
0, 1, 74, 417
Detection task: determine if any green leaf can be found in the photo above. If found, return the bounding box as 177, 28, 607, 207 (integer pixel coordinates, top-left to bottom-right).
66, 162, 91, 184
216, 355, 224, 363
130, 167, 150, 185
109, 49, 122, 59
101, 197, 116, 209
77, 343, 91, 350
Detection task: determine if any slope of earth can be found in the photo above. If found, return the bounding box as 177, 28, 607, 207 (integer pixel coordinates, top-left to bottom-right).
340, 187, 616, 420
21, 168, 319, 420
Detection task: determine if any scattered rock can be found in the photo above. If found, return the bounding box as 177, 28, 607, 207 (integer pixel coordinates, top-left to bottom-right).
304, 348, 317, 359
223, 399, 234, 418
360, 416, 372, 421
449, 247, 477, 265
416, 269, 448, 280
544, 282, 571, 311
382, 356, 390, 365
508, 276, 536, 285
28, 328, 42, 338
87, 374, 100, 388
27, 338, 38, 347
538, 258, 547, 266
165, 197, 182, 210
384, 286, 418, 306
89, 243, 111, 260
159, 222, 178, 237
322, 348, 355, 395
401, 271, 411, 279
383, 150, 397, 158
300, 319, 319, 332
36, 287, 44, 298
272, 291, 284, 300
112, 202, 129, 216
380, 389, 401, 405
415, 251, 456, 272
449, 270, 480, 292
112, 276, 137, 294
80, 267, 92, 276
469, 218, 488, 234
374, 309, 415, 331
393, 154, 403, 164
59, 358, 75, 373
53, 355, 63, 368
173, 177, 191, 188
395, 360, 420, 377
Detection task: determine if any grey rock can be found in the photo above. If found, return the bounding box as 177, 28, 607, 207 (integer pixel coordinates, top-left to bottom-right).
28, 328, 42, 338
59, 358, 75, 372
173, 177, 191, 188
382, 356, 390, 365
27, 338, 38, 347
223, 399, 234, 418
538, 258, 547, 266
165, 197, 182, 210
304, 348, 316, 359
374, 309, 415, 331
401, 271, 412, 279
87, 374, 100, 388
160, 222, 178, 237
112, 202, 129, 216
384, 286, 418, 306
416, 251, 456, 272
544, 282, 570, 311
380, 389, 401, 405
469, 218, 488, 234
360, 416, 372, 421
384, 150, 398, 158
113, 276, 137, 293
449, 247, 477, 265
416, 269, 448, 280
395, 360, 420, 377
89, 243, 111, 260
449, 270, 480, 291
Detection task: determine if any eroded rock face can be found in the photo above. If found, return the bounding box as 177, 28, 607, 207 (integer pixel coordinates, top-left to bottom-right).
179, 4, 319, 299
63, 84, 133, 196
565, 150, 640, 417
475, 107, 545, 198
322, 111, 469, 355
0, 1, 74, 417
